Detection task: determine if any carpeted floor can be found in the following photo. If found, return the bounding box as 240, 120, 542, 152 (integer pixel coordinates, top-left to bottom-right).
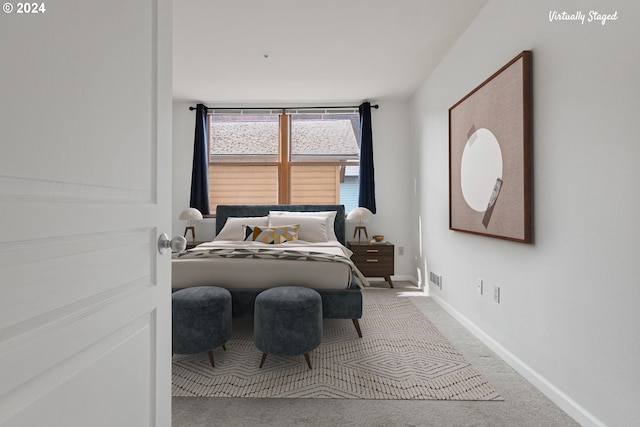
172, 286, 502, 401
173, 282, 579, 427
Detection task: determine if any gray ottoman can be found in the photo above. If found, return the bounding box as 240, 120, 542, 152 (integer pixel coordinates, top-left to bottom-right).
254, 286, 322, 369
172, 286, 232, 367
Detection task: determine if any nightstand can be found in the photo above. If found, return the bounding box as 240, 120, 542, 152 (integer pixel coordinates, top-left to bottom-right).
347, 242, 395, 288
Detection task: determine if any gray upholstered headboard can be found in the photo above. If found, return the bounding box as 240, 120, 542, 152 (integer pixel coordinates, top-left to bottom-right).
215, 204, 346, 245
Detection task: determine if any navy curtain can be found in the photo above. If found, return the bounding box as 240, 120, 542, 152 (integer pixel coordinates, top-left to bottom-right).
190, 103, 210, 215
358, 102, 376, 213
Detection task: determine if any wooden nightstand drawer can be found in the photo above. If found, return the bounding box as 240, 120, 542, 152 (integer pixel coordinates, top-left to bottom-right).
356, 262, 393, 278
348, 242, 395, 287
350, 245, 393, 256
350, 254, 393, 268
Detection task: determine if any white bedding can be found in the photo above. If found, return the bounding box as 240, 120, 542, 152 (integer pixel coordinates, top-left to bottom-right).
171, 240, 368, 290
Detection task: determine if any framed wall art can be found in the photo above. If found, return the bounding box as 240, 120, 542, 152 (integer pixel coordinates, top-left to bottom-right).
449, 50, 532, 243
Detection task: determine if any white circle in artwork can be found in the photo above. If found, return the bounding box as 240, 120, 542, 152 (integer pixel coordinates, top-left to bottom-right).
460, 128, 503, 212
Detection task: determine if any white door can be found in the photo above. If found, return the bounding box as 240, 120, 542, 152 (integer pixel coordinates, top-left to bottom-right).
0, 1, 172, 425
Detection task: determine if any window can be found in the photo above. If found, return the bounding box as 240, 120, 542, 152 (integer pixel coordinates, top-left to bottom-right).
208, 110, 360, 213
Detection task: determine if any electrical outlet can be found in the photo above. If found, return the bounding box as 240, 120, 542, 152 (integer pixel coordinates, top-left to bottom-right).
477, 279, 483, 295
398, 246, 404, 255
493, 286, 500, 303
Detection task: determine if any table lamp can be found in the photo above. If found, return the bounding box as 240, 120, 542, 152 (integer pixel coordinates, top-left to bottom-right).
179, 208, 203, 242
346, 207, 373, 243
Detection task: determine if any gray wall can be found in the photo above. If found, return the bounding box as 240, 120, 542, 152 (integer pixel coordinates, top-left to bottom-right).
410, 1, 639, 425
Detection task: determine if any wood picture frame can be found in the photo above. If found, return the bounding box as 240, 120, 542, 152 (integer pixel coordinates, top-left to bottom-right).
449, 51, 532, 243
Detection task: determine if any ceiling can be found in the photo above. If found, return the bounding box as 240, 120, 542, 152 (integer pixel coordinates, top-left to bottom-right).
172, 0, 488, 104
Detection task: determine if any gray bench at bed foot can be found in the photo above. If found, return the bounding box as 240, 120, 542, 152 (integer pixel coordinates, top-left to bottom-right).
172, 286, 232, 367
254, 286, 323, 369
226, 288, 363, 338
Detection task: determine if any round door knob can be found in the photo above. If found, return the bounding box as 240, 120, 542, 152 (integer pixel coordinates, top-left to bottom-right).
158, 233, 187, 254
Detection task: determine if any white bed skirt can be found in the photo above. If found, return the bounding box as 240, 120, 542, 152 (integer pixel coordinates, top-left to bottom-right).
171, 240, 356, 290
172, 256, 352, 290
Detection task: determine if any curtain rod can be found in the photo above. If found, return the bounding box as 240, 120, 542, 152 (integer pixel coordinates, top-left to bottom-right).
188, 104, 379, 111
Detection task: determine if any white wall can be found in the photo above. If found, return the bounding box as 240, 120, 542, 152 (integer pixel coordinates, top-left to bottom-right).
410, 1, 640, 426
366, 100, 414, 280
172, 100, 416, 279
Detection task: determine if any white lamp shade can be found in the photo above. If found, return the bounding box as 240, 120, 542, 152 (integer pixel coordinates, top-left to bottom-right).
346, 207, 373, 223
179, 208, 203, 221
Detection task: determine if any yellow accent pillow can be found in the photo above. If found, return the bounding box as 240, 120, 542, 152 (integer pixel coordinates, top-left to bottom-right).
244, 224, 299, 244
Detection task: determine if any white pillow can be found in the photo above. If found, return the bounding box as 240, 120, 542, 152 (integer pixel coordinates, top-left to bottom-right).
214, 216, 269, 241
268, 210, 339, 241
268, 215, 328, 242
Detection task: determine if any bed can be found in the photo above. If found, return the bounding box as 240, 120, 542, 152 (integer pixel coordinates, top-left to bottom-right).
171, 204, 365, 337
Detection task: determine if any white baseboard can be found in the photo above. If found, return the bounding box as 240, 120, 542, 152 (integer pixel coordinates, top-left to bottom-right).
429, 294, 605, 427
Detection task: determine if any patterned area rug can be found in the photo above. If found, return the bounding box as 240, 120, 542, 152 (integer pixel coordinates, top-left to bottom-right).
172, 288, 503, 400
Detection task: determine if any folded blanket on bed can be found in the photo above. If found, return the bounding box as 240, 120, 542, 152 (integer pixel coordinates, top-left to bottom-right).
175, 247, 369, 288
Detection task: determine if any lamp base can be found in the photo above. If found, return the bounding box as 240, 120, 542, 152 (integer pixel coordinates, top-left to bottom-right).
352, 226, 369, 244
184, 226, 196, 242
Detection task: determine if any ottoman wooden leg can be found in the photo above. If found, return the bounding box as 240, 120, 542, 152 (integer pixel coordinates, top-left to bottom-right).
304, 353, 312, 370
259, 353, 268, 369
352, 319, 363, 338
207, 350, 215, 367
